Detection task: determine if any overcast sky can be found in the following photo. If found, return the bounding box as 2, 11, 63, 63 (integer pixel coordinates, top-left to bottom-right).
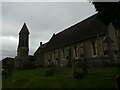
1, 2, 96, 60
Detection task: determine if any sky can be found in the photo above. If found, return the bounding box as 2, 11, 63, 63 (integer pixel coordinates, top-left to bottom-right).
1, 2, 97, 60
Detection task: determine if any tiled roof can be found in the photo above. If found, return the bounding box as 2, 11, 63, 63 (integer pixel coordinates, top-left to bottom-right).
44, 14, 107, 52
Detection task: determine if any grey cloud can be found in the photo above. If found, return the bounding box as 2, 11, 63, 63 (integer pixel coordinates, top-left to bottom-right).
2, 49, 16, 59
2, 2, 96, 59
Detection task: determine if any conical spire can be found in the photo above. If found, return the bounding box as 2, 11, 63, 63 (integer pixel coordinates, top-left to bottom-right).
19, 23, 30, 35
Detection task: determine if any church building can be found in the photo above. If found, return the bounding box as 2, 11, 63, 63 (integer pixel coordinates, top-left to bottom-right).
14, 13, 120, 69
35, 13, 120, 67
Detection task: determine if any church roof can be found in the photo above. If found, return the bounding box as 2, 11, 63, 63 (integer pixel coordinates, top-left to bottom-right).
44, 13, 108, 52
19, 23, 30, 35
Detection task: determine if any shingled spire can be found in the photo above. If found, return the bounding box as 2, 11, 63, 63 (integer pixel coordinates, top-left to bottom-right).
19, 23, 30, 35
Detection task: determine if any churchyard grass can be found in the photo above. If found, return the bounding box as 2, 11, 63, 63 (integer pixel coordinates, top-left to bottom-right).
2, 67, 119, 88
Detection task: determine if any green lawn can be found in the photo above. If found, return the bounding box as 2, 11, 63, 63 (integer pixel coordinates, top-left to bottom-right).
2, 67, 119, 88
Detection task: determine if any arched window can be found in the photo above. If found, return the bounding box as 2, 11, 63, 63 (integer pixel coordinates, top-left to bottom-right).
91, 41, 97, 56
53, 50, 55, 60
74, 45, 78, 58
80, 43, 84, 58
62, 49, 65, 59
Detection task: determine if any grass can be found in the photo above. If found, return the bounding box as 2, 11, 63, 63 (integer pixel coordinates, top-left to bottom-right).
2, 67, 119, 88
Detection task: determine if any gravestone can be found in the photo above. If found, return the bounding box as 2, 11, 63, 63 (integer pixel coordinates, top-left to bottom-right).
115, 74, 120, 89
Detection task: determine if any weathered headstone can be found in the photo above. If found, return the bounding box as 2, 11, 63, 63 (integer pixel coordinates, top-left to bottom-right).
115, 74, 120, 89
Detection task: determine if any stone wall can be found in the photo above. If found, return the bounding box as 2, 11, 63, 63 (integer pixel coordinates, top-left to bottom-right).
15, 47, 29, 69
43, 35, 111, 67
43, 23, 120, 67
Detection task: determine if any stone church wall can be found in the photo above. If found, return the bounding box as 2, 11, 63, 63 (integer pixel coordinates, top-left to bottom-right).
43, 35, 110, 67
43, 24, 120, 67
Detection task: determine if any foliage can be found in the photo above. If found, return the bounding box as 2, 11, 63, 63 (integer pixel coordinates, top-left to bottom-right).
92, 2, 120, 29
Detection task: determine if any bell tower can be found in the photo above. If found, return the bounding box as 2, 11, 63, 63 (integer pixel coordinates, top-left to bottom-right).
15, 23, 30, 69
17, 23, 30, 57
